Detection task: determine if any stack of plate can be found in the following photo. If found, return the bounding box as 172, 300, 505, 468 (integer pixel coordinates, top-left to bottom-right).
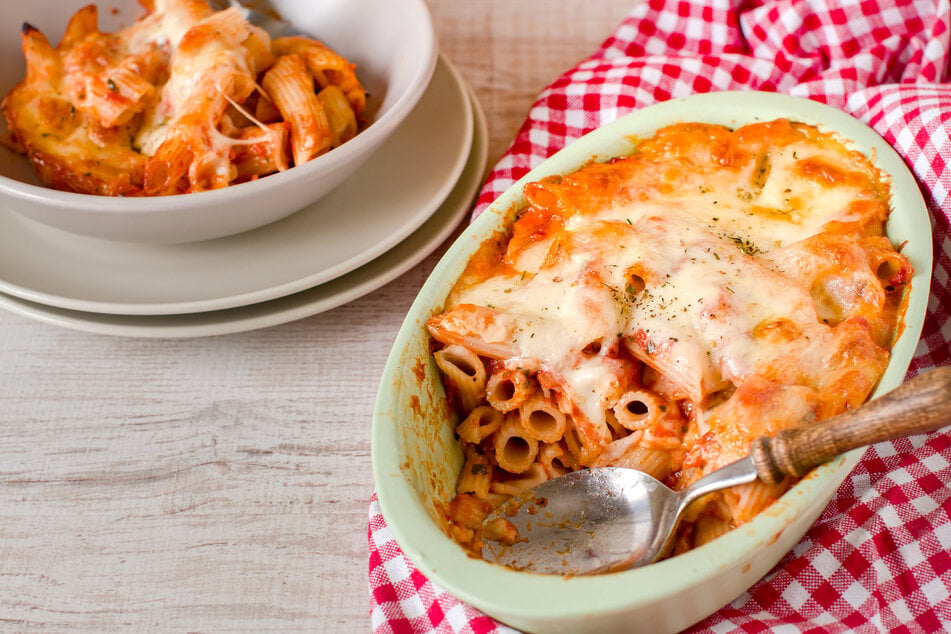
0, 57, 487, 338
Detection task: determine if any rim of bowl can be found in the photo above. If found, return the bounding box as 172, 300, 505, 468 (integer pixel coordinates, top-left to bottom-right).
373, 91, 933, 623
0, 0, 437, 214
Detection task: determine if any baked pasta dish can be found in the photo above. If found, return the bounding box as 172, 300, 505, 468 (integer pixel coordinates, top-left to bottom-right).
1, 0, 366, 195
428, 119, 913, 561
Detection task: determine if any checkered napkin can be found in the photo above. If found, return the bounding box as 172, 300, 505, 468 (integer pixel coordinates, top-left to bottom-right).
369, 0, 951, 631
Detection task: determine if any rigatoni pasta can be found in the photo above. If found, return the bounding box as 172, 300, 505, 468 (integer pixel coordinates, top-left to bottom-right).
429, 118, 913, 565
261, 52, 333, 166
518, 395, 566, 443
1, 0, 367, 196
493, 413, 539, 474
434, 345, 487, 413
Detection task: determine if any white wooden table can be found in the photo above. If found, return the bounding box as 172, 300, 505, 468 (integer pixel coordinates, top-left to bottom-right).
0, 2, 634, 630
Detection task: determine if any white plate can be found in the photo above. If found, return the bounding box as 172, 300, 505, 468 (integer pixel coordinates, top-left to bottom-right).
0, 84, 488, 338
0, 55, 471, 316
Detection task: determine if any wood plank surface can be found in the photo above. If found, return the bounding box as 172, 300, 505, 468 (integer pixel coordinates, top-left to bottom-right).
0, 1, 634, 631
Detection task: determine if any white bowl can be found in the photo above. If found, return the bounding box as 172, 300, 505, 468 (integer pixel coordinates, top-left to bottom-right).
0, 0, 436, 243
372, 91, 933, 633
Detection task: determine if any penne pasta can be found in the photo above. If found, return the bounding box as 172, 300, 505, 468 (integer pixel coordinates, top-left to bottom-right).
230, 122, 292, 182
447, 492, 493, 530
489, 463, 548, 497
262, 53, 333, 166
434, 345, 487, 414
272, 35, 366, 118
143, 126, 195, 194
536, 442, 571, 479
517, 395, 566, 443
485, 368, 534, 413
604, 409, 624, 438
455, 405, 503, 444
612, 389, 662, 431
254, 93, 283, 124
619, 445, 672, 481
721, 480, 787, 525
317, 84, 358, 146
59, 5, 100, 50
559, 417, 606, 467
20, 26, 62, 86
456, 444, 493, 499
242, 26, 276, 75
493, 413, 538, 474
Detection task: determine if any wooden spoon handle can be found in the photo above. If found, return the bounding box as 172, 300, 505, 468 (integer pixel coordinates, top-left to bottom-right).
751, 366, 951, 485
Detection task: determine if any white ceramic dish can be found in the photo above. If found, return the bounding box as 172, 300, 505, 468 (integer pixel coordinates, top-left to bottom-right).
0, 56, 470, 316
0, 83, 487, 338
372, 91, 932, 633
0, 0, 436, 243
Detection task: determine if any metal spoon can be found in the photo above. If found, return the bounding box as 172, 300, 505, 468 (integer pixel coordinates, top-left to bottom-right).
480, 366, 951, 575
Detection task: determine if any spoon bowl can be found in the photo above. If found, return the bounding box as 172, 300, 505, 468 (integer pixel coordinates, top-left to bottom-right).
481, 366, 951, 575
482, 456, 761, 574
483, 468, 668, 575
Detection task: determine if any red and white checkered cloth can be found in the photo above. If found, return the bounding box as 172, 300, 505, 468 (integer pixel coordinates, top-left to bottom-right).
369, 0, 951, 631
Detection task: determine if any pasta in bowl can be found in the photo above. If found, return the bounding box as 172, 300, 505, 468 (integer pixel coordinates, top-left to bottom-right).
372, 91, 932, 633
0, 0, 435, 242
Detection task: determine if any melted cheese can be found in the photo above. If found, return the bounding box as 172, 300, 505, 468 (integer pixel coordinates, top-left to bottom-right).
451, 211, 826, 422
134, 7, 260, 157
123, 0, 214, 51
432, 120, 898, 431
